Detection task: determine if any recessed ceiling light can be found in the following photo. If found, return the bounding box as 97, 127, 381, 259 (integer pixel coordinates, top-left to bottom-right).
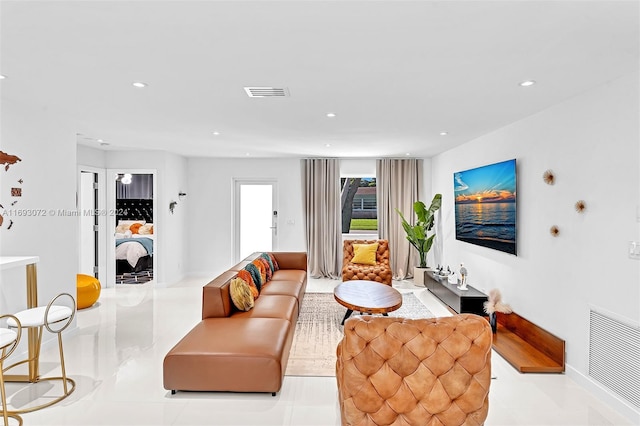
132, 81, 147, 88
325, 143, 331, 147
0, 75, 6, 80
405, 153, 411, 156
519, 80, 536, 87
97, 139, 103, 143
439, 131, 448, 136
326, 112, 336, 118
245, 153, 250, 156
212, 131, 220, 136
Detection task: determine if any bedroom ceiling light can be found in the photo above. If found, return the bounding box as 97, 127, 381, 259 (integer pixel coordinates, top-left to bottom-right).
132, 81, 147, 88
519, 80, 536, 87
212, 131, 220, 136
439, 131, 448, 136
0, 75, 6, 80
325, 143, 331, 147
326, 112, 336, 118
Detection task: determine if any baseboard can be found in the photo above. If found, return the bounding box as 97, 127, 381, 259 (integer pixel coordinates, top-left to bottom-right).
566, 363, 640, 424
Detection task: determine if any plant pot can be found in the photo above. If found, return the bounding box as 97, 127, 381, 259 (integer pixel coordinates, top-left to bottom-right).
412, 267, 431, 286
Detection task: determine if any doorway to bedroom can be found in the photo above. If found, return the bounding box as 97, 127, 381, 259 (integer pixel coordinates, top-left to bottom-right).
107, 170, 157, 287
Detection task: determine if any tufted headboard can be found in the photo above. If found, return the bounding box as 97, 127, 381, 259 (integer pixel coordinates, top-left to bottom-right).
116, 198, 154, 224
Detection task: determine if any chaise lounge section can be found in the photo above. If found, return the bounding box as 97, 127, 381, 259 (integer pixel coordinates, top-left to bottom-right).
163, 252, 307, 395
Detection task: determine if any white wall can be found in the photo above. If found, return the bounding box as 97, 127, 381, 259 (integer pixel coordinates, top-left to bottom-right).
431, 72, 639, 417
0, 99, 78, 352
103, 150, 188, 285
186, 158, 306, 276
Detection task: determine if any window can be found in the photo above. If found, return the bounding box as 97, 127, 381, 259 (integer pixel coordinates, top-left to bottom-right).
340, 177, 377, 233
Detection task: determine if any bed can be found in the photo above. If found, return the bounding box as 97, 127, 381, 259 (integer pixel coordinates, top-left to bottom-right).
115, 199, 154, 275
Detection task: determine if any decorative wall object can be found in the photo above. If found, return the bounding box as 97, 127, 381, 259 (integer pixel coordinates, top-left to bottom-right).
543, 169, 555, 185
454, 158, 517, 255
550, 225, 560, 237
575, 200, 586, 213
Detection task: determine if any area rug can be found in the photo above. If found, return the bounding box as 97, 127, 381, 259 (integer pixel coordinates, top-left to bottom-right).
285, 291, 434, 377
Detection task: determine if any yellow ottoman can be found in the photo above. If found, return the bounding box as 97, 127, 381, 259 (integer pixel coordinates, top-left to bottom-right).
77, 274, 101, 309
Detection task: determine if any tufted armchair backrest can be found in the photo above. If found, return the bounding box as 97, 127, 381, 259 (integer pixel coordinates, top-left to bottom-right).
342, 239, 392, 285
336, 314, 492, 426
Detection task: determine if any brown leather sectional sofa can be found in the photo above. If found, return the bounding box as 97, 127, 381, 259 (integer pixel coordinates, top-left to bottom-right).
163, 251, 307, 396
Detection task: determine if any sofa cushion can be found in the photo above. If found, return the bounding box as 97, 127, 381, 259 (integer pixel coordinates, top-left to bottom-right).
232, 295, 298, 322
163, 318, 293, 393
230, 278, 254, 311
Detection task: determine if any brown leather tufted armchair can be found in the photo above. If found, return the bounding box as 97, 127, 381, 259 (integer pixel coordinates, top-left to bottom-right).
336, 314, 492, 426
342, 239, 392, 285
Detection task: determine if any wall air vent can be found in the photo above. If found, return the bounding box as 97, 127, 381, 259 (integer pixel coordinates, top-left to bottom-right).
589, 308, 640, 409
244, 87, 290, 98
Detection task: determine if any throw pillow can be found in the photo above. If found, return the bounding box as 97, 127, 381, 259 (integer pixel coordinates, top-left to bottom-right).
251, 259, 267, 285
230, 278, 254, 311
260, 253, 275, 273
237, 269, 259, 299
257, 257, 272, 281
351, 243, 378, 265
138, 224, 153, 235
244, 263, 263, 292
115, 223, 130, 234
268, 253, 280, 271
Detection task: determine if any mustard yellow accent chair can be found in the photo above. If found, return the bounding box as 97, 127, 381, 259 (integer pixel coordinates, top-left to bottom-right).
76, 274, 101, 309
342, 239, 392, 285
336, 314, 492, 426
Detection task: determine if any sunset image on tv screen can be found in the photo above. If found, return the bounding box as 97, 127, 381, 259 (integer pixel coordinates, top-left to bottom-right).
454, 159, 517, 255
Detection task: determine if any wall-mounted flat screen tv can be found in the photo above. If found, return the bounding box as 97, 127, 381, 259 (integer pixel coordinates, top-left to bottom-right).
454, 158, 517, 255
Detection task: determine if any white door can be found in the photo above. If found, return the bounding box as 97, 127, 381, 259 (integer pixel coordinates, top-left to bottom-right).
234, 180, 278, 262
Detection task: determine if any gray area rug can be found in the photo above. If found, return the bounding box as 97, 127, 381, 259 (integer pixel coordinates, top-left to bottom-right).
285, 291, 434, 377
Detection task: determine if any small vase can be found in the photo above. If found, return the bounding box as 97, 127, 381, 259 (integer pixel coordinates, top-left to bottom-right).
489, 312, 497, 334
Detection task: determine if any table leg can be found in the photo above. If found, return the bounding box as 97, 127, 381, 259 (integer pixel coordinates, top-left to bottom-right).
25, 263, 39, 381
341, 309, 353, 325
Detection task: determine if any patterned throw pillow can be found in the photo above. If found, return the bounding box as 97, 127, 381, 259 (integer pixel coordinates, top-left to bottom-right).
129, 223, 144, 234
260, 258, 272, 281
267, 253, 280, 271
229, 278, 254, 311
251, 259, 267, 285
260, 253, 275, 273
244, 263, 263, 292
237, 269, 259, 299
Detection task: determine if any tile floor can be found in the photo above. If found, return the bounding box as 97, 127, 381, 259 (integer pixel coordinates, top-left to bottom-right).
6, 276, 634, 425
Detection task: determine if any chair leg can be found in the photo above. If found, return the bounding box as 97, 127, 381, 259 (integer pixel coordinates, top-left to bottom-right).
57, 333, 68, 395
1, 356, 8, 426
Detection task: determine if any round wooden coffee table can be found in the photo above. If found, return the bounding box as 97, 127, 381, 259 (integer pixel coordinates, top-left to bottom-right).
334, 280, 403, 325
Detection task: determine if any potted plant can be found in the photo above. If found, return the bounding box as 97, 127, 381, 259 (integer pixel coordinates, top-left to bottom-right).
396, 193, 442, 285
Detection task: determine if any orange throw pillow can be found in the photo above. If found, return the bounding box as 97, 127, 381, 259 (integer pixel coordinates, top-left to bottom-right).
129, 223, 143, 234
237, 270, 259, 299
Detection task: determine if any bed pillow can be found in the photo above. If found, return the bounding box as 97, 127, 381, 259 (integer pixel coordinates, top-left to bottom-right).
115, 223, 130, 234
138, 224, 153, 235
351, 243, 378, 265
129, 223, 144, 234
237, 270, 259, 299
229, 278, 254, 311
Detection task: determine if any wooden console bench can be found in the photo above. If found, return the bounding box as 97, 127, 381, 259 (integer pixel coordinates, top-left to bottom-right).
493, 311, 565, 373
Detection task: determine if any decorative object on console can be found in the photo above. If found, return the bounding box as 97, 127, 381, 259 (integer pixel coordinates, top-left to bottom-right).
454, 159, 517, 255
483, 288, 513, 333
395, 193, 442, 284
458, 263, 468, 290
575, 199, 586, 213
550, 225, 560, 237
543, 169, 555, 185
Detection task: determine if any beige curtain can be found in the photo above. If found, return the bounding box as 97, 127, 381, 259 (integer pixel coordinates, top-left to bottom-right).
302, 159, 342, 278
377, 159, 422, 280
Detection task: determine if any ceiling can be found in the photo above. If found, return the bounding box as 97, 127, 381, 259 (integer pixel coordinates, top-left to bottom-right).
1, 1, 638, 159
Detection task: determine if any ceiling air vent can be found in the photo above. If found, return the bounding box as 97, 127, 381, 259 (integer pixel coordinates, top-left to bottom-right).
244, 87, 290, 98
